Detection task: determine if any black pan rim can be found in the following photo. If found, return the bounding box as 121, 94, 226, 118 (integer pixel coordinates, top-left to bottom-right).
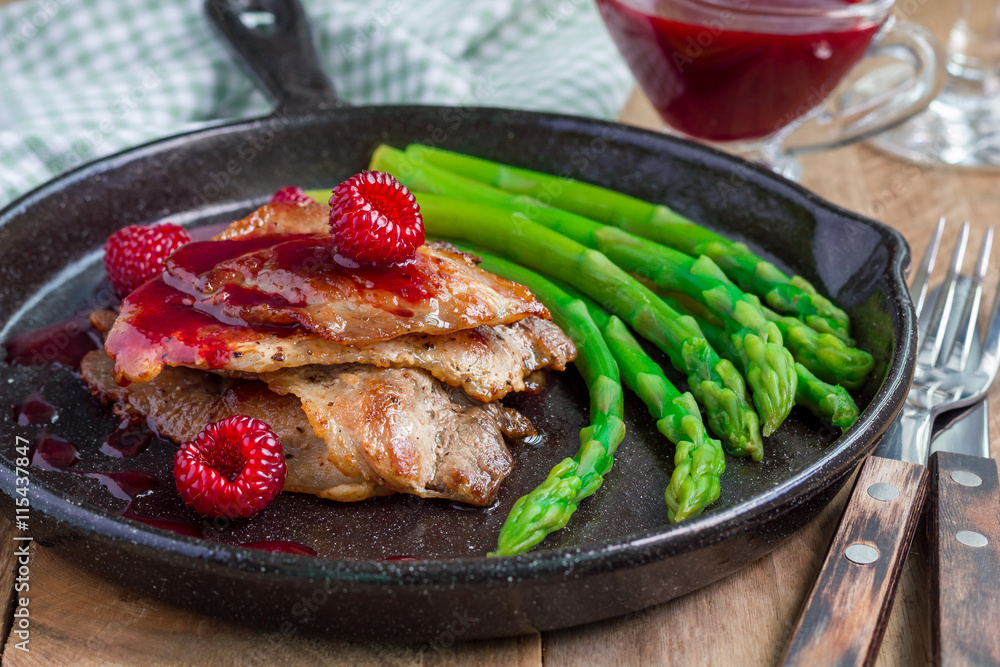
0, 104, 916, 588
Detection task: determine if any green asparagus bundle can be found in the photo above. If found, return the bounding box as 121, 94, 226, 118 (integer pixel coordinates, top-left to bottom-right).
402, 143, 853, 343
470, 251, 724, 523
371, 145, 795, 435
413, 192, 764, 460
663, 296, 859, 430
595, 232, 795, 436
660, 289, 872, 393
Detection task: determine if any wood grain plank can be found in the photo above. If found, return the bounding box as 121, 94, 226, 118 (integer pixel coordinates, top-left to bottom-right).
0, 546, 541, 667
929, 451, 1000, 666
782, 456, 929, 667
0, 517, 17, 654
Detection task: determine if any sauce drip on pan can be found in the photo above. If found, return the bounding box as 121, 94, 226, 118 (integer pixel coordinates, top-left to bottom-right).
84, 471, 159, 502
100, 423, 154, 458
121, 507, 203, 539
13, 391, 57, 426
31, 432, 80, 470
3, 315, 100, 367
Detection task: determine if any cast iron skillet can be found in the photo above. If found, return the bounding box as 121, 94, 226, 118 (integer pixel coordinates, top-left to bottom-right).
0, 0, 915, 642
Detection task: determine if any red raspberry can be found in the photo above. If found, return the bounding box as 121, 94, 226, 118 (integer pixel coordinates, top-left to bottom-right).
103, 223, 191, 298
269, 186, 315, 205
173, 415, 286, 519
328, 170, 424, 265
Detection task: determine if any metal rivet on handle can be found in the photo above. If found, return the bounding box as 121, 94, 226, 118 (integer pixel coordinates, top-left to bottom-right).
951, 470, 983, 487
956, 531, 989, 548
867, 482, 900, 501
845, 544, 880, 564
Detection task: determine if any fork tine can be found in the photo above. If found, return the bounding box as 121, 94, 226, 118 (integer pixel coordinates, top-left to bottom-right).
927, 221, 969, 363
947, 227, 993, 370
978, 249, 1000, 381
911, 216, 946, 319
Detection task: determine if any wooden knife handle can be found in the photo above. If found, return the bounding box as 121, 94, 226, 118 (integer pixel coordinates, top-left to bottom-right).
782, 455, 929, 667
929, 451, 1000, 666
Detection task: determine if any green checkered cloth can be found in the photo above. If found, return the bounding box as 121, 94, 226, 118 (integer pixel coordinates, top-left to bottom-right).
0, 0, 634, 207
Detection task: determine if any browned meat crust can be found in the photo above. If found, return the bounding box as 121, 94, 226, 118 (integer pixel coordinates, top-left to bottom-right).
81, 350, 534, 506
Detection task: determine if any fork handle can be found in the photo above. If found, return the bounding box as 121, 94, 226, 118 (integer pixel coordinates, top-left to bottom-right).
781, 455, 928, 667
929, 451, 1000, 666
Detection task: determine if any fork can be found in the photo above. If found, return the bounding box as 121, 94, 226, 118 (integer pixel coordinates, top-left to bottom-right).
878, 219, 1000, 461
783, 218, 1000, 666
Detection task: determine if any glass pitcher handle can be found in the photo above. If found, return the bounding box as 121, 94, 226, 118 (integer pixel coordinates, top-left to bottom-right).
784, 17, 947, 156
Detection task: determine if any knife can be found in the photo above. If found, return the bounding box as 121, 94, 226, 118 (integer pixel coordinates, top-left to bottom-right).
782, 266, 1000, 666
926, 397, 1000, 665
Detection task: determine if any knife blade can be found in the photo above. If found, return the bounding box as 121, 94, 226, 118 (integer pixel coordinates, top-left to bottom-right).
931, 398, 989, 458
932, 401, 980, 441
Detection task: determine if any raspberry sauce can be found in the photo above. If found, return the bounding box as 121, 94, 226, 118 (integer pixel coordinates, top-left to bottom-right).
85, 471, 158, 502
3, 315, 100, 367
166, 235, 293, 280
100, 423, 154, 458
31, 432, 80, 470
13, 392, 57, 426
271, 236, 431, 301
121, 506, 203, 538
596, 0, 882, 141
104, 278, 298, 374
109, 232, 442, 377
166, 234, 431, 302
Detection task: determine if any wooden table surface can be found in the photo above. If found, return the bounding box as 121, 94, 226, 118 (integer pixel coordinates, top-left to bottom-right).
3, 1, 999, 665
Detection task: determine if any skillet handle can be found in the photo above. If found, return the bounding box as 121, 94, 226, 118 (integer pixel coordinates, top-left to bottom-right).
205, 0, 342, 114
781, 455, 929, 667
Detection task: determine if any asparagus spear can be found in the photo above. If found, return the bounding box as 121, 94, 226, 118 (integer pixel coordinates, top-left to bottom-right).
371, 145, 795, 435
792, 363, 860, 431
587, 308, 725, 521
760, 300, 873, 391
663, 296, 859, 430
468, 260, 625, 555
656, 287, 873, 392
590, 231, 795, 436
414, 191, 763, 460
402, 143, 854, 343
471, 251, 723, 522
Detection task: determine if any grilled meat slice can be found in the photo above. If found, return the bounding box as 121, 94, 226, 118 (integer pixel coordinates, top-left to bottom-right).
260, 365, 532, 505
221, 316, 574, 402
155, 202, 548, 344
213, 200, 331, 238
100, 283, 575, 398
81, 350, 533, 505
